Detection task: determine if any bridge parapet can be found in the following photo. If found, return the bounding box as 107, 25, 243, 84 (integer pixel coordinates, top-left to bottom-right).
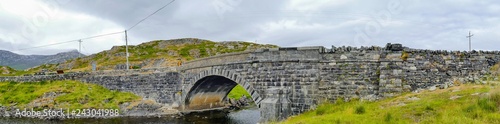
89, 67, 178, 76
181, 51, 252, 71
249, 46, 326, 61
181, 46, 328, 73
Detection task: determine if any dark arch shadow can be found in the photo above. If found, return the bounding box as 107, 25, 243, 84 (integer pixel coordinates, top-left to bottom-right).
184, 75, 246, 110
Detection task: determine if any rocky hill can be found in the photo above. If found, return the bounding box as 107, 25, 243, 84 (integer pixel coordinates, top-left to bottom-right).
0, 50, 84, 70
0, 66, 16, 75
28, 38, 278, 72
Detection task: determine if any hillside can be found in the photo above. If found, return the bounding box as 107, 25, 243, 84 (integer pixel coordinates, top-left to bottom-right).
0, 50, 83, 70
0, 66, 18, 75
24, 38, 277, 73
282, 84, 500, 124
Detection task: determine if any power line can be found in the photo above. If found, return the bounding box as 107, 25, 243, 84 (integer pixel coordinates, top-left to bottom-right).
16, 0, 176, 51
17, 40, 77, 51
17, 31, 124, 51
124, 0, 175, 70
80, 31, 124, 40
127, 0, 176, 31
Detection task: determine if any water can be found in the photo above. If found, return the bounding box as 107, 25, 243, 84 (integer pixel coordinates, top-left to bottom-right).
0, 107, 260, 124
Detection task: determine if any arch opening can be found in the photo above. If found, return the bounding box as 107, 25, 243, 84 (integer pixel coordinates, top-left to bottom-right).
184, 75, 253, 110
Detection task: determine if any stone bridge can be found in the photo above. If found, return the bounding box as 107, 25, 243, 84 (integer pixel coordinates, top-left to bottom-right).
1, 45, 500, 121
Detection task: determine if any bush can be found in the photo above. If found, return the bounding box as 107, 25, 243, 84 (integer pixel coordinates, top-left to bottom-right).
132, 65, 141, 69
384, 113, 393, 122
489, 88, 500, 105
477, 98, 496, 112
355, 105, 366, 114
463, 105, 477, 113
401, 51, 409, 61
425, 105, 434, 111
316, 107, 326, 115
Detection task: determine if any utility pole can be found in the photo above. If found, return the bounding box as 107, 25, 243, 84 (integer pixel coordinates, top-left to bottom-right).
466, 31, 474, 51
78, 40, 82, 58
125, 30, 129, 70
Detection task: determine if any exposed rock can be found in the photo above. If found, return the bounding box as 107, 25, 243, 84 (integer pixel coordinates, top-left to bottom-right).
361, 94, 378, 101
168, 50, 178, 56
189, 49, 201, 58
407, 96, 420, 101
449, 95, 462, 100
396, 102, 406, 106
429, 85, 437, 91
228, 96, 251, 110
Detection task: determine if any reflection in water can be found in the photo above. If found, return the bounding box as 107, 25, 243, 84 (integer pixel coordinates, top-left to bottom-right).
0, 107, 260, 124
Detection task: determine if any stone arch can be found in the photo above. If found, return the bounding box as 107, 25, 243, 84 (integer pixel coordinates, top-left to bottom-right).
181, 69, 263, 110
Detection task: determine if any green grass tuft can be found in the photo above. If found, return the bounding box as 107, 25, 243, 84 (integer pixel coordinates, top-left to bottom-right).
384, 113, 393, 122
227, 85, 251, 100
355, 105, 366, 114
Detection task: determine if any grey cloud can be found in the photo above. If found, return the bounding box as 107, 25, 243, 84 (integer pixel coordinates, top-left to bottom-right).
26, 0, 500, 54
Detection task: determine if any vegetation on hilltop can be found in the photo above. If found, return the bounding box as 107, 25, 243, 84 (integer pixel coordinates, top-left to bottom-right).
10, 38, 277, 74
0, 66, 30, 76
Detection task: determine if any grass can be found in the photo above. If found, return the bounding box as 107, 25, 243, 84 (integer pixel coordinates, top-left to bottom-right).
227, 84, 252, 99
0, 80, 141, 110
281, 84, 500, 124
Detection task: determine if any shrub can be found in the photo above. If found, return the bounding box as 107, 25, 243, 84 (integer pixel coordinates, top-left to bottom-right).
132, 65, 141, 69
425, 105, 434, 111
477, 98, 496, 112
463, 105, 477, 113
316, 107, 326, 115
355, 105, 366, 114
401, 51, 409, 61
490, 88, 500, 105
384, 113, 393, 122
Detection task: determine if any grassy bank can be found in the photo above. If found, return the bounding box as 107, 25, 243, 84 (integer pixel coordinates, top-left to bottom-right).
281, 83, 500, 124
227, 85, 251, 99
0, 80, 141, 110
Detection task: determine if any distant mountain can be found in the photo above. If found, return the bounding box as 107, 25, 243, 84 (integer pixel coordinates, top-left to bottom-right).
0, 50, 84, 70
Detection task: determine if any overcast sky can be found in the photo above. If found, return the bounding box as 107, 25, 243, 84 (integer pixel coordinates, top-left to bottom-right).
0, 0, 499, 55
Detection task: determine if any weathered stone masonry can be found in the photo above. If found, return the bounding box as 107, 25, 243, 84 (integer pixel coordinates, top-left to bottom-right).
180, 46, 500, 121
0, 69, 182, 105
1, 45, 499, 122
